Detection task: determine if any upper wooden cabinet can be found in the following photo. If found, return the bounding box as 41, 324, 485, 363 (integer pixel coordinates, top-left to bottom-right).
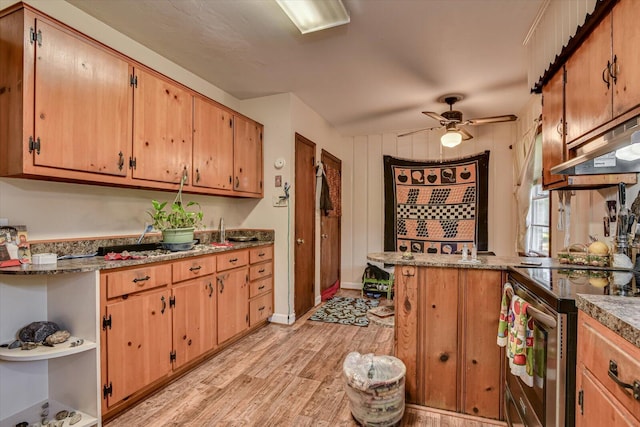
542, 67, 566, 189
193, 96, 234, 192
0, 7, 132, 179
233, 115, 263, 195
565, 0, 640, 143
0, 4, 263, 199
132, 67, 193, 184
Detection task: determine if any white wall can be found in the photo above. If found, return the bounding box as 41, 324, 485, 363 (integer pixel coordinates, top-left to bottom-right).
340, 123, 518, 288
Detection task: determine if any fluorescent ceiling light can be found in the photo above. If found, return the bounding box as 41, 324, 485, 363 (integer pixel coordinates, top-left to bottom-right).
276, 0, 350, 34
441, 129, 462, 148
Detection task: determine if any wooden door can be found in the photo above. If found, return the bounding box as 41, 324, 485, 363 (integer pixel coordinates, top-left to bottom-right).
33, 17, 131, 176
541, 68, 566, 189
233, 115, 263, 194
565, 14, 612, 142
612, 0, 640, 117
294, 133, 316, 318
460, 269, 503, 419
172, 276, 216, 369
576, 368, 637, 427
421, 267, 459, 410
193, 96, 234, 191
132, 67, 192, 184
217, 268, 249, 343
320, 150, 341, 296
106, 288, 172, 406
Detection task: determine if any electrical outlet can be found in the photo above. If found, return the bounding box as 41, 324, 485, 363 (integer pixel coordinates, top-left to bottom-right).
272, 196, 288, 207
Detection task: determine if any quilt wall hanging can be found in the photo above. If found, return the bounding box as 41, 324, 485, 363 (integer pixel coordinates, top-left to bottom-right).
383, 151, 490, 254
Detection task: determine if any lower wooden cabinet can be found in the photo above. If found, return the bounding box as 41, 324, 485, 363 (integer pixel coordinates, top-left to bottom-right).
104, 288, 172, 406
395, 265, 503, 419
217, 267, 249, 343
100, 245, 273, 419
576, 311, 640, 426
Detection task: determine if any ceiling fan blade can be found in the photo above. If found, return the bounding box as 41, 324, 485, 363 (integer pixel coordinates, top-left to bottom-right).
464, 114, 518, 125
398, 126, 441, 137
422, 111, 448, 122
459, 127, 474, 140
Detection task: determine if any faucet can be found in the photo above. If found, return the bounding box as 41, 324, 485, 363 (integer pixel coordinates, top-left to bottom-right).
137, 224, 153, 244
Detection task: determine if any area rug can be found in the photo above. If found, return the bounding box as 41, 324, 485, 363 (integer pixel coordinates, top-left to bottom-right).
383, 151, 490, 254
309, 297, 379, 327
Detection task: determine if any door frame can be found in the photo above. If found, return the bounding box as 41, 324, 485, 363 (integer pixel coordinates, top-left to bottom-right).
320, 149, 341, 300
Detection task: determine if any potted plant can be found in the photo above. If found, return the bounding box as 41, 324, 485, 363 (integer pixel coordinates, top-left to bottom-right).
147, 176, 204, 246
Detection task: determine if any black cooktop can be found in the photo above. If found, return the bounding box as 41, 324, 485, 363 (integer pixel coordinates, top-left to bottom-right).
508, 266, 640, 313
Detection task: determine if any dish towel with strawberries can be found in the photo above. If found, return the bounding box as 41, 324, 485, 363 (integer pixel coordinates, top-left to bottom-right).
497, 282, 534, 387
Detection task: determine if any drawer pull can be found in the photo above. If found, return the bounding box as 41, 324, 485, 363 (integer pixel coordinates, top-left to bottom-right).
608, 360, 640, 400
258, 285, 265, 290
229, 258, 238, 263
189, 265, 202, 272
258, 306, 265, 311
218, 276, 225, 293
258, 252, 265, 257
258, 268, 265, 273
207, 282, 213, 297
132, 275, 151, 284
161, 296, 166, 314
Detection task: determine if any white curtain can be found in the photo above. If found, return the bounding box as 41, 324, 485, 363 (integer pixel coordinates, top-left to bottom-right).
514, 129, 541, 255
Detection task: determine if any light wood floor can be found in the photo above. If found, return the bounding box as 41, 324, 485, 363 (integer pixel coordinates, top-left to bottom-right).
105, 291, 505, 426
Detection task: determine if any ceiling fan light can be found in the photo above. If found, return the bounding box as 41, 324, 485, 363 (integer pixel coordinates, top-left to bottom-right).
441, 130, 462, 148
276, 0, 350, 34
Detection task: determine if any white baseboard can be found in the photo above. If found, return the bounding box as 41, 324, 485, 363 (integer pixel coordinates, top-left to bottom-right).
341, 281, 362, 290
270, 312, 295, 325
315, 294, 322, 305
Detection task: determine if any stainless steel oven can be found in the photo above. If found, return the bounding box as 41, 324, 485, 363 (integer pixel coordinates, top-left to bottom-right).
505, 266, 640, 427
503, 275, 569, 427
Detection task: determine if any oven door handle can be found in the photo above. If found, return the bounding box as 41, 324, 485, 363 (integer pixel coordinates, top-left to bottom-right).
505, 286, 557, 329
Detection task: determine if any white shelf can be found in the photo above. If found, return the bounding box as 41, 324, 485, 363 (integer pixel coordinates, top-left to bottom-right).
0, 399, 97, 427
0, 337, 95, 361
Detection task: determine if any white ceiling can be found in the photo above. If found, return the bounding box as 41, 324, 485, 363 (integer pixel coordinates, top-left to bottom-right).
65, 0, 544, 136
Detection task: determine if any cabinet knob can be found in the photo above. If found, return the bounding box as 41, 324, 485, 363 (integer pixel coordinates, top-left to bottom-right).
296, 238, 304, 245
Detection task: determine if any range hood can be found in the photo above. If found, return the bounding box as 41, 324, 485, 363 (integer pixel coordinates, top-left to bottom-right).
551, 115, 640, 175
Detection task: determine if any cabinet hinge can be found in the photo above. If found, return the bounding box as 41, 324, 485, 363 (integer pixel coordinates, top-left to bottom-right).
102, 315, 112, 330
229, 118, 233, 128
259, 180, 263, 189
246, 313, 249, 325
28, 136, 41, 155
260, 132, 263, 141
30, 28, 42, 46
170, 351, 176, 362
103, 382, 113, 399
169, 295, 176, 308
578, 389, 583, 415
130, 74, 138, 88
129, 157, 137, 169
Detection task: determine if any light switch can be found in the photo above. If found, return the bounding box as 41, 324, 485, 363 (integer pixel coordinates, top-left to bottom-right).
275, 175, 282, 187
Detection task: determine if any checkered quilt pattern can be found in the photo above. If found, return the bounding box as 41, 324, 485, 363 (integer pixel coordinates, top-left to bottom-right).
383, 151, 489, 254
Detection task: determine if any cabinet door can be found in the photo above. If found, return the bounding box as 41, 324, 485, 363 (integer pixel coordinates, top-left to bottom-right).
132, 67, 192, 184
172, 277, 216, 369
460, 269, 503, 419
394, 265, 419, 403
542, 68, 566, 189
612, 0, 640, 117
217, 268, 249, 343
565, 14, 613, 142
193, 96, 234, 191
233, 115, 263, 194
33, 17, 131, 176
106, 288, 172, 406
576, 367, 638, 427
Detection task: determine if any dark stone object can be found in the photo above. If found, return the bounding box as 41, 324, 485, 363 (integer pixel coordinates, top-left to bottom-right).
17, 321, 60, 343
55, 410, 69, 420
16, 422, 28, 427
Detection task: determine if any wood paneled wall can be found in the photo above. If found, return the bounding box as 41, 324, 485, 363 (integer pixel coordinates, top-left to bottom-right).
340, 123, 517, 288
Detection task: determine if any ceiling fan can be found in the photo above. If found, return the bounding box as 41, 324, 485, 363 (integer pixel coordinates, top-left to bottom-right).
399, 94, 518, 147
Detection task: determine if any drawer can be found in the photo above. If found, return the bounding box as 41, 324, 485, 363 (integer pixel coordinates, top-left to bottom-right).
172, 255, 216, 283
250, 277, 273, 298
250, 246, 273, 264
249, 292, 273, 326
249, 261, 273, 281
578, 311, 640, 419
217, 250, 248, 272
105, 263, 171, 298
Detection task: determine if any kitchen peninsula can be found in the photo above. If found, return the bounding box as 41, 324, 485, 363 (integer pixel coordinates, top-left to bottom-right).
0, 233, 273, 426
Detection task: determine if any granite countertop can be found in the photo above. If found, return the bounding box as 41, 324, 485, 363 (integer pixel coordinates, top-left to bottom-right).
0, 230, 273, 275
577, 295, 640, 348
367, 252, 562, 270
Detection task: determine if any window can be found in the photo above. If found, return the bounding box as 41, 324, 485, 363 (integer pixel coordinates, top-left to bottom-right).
526, 183, 549, 256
